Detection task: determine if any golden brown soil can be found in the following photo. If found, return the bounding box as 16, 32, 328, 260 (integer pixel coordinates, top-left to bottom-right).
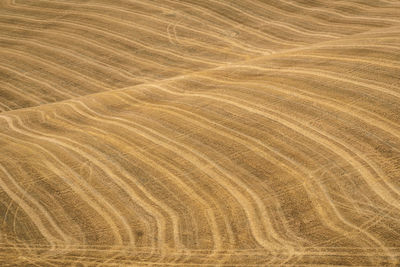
1, 0, 400, 265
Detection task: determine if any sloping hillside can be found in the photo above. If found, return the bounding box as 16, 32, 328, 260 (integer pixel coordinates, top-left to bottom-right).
1, 0, 400, 265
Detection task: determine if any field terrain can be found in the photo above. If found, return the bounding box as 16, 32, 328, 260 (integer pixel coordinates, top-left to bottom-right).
0, 0, 400, 265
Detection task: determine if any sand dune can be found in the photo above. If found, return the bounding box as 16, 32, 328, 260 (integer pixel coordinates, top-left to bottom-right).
0, 0, 400, 265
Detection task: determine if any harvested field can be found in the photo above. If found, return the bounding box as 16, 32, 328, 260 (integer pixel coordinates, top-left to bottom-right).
1, 0, 400, 265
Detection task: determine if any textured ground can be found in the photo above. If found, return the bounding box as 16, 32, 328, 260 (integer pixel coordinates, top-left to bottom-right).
1, 0, 400, 266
